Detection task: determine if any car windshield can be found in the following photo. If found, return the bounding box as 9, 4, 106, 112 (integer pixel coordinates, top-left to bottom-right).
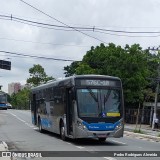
77, 88, 121, 117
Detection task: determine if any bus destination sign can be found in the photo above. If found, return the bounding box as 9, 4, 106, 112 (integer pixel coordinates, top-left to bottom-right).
79, 80, 118, 86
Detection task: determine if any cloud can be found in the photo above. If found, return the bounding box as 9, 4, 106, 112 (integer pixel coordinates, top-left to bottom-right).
0, 0, 160, 93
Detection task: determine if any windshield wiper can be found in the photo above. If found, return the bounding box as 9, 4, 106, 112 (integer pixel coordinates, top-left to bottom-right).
103, 90, 111, 111
87, 88, 98, 103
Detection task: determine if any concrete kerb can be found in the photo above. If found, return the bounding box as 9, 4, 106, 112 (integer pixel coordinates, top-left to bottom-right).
0, 141, 12, 160
0, 141, 8, 151
124, 131, 160, 142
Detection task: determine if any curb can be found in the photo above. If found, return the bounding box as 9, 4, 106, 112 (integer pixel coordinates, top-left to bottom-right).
124, 131, 160, 142
0, 141, 10, 160
0, 141, 8, 151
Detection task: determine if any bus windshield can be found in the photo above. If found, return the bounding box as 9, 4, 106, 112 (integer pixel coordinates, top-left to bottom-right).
77, 88, 121, 118
0, 95, 7, 103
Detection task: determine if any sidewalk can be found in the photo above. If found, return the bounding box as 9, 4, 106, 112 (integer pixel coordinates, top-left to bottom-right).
124, 123, 160, 142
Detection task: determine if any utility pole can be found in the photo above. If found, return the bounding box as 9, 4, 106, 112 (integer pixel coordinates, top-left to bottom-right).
148, 46, 160, 130
152, 76, 159, 130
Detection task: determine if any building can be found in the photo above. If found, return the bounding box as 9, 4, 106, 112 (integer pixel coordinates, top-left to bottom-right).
8, 82, 21, 96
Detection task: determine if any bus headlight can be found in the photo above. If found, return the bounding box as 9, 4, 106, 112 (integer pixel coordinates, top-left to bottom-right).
115, 122, 122, 130
77, 121, 87, 130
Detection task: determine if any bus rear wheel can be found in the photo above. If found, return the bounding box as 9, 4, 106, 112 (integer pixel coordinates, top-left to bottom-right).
98, 138, 106, 142
60, 122, 66, 141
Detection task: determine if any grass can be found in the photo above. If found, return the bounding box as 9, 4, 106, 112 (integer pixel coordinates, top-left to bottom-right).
157, 133, 160, 137
133, 129, 145, 134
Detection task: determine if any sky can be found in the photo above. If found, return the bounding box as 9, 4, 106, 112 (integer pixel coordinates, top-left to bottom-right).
0, 0, 160, 93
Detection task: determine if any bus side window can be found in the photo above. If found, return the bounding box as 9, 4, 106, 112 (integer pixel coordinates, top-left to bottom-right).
39, 99, 46, 114
50, 101, 54, 116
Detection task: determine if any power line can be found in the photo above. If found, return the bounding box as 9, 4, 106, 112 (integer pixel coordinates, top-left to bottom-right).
0, 15, 102, 33
2, 14, 160, 33
1, 14, 160, 38
95, 30, 160, 38
0, 50, 81, 62
19, 0, 107, 44
2, 10, 160, 30
13, 18, 92, 32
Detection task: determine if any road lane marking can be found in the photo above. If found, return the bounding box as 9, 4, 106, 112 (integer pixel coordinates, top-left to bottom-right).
9, 113, 36, 129
9, 113, 17, 117
25, 122, 34, 128
75, 146, 85, 149
9, 113, 26, 122
17, 118, 26, 123
67, 142, 71, 145
30, 125, 36, 128
104, 157, 117, 160
111, 140, 126, 145
86, 150, 97, 153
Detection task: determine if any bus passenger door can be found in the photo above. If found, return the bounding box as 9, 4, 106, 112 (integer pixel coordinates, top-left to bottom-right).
32, 94, 37, 125
66, 88, 73, 135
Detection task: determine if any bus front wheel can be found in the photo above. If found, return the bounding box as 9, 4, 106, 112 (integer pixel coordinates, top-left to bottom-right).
60, 122, 66, 141
98, 138, 106, 142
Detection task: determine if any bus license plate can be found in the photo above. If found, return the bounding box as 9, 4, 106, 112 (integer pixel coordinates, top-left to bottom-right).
97, 134, 106, 138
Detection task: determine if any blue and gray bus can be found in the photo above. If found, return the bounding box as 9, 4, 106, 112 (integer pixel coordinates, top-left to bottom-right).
0, 91, 8, 110
31, 75, 124, 141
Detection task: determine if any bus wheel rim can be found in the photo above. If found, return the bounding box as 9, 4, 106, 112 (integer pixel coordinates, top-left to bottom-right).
61, 126, 65, 137
39, 120, 42, 131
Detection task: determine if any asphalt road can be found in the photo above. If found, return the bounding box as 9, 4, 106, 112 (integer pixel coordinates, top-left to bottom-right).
0, 109, 160, 160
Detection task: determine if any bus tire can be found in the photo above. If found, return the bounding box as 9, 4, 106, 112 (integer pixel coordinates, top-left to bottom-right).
60, 122, 66, 141
98, 138, 106, 142
38, 118, 44, 133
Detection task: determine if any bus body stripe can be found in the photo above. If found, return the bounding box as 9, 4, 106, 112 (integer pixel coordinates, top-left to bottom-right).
82, 121, 120, 131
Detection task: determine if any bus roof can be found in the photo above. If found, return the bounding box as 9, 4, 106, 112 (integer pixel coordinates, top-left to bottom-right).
0, 91, 7, 95
31, 75, 121, 92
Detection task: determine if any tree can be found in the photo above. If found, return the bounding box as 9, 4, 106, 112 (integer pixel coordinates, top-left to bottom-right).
64, 43, 152, 105
7, 94, 11, 103
64, 61, 80, 77
10, 88, 30, 109
76, 63, 96, 75
27, 64, 54, 87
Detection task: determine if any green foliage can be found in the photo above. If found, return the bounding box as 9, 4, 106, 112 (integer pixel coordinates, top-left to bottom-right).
27, 64, 54, 86
10, 64, 55, 109
10, 88, 31, 110
143, 88, 155, 102
76, 63, 96, 75
134, 129, 145, 134
64, 61, 80, 77
64, 43, 157, 105
7, 94, 11, 103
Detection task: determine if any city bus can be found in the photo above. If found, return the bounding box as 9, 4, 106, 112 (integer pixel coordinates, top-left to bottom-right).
31, 75, 124, 141
0, 91, 8, 110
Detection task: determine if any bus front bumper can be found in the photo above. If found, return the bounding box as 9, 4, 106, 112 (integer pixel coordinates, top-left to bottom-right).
74, 126, 124, 139
0, 106, 7, 110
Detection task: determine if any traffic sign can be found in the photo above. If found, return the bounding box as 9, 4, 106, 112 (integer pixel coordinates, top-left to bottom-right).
0, 60, 11, 70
